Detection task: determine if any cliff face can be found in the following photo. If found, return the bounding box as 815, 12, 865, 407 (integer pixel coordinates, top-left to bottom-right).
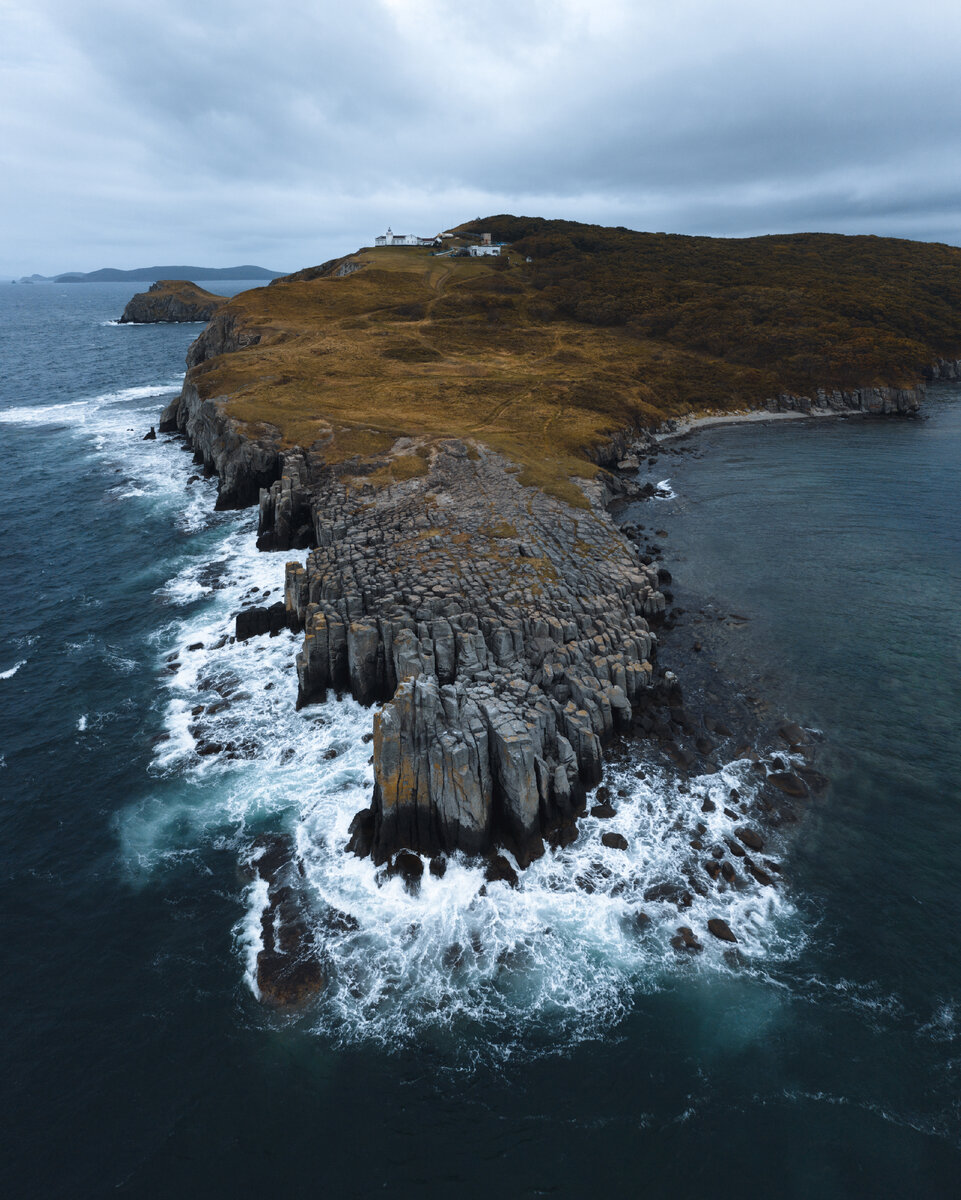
159, 380, 280, 509
765, 383, 924, 416
158, 315, 270, 507
118, 280, 227, 324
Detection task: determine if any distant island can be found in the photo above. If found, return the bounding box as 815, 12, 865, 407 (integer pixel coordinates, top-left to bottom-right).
17, 264, 283, 284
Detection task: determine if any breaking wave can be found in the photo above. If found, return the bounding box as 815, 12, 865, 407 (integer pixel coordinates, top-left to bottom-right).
0, 380, 183, 426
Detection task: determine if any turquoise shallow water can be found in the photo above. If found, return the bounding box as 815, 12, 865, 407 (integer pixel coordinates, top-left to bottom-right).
1, 282, 959, 1197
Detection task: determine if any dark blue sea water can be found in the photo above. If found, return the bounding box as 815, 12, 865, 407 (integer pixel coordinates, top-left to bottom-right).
1, 282, 959, 1197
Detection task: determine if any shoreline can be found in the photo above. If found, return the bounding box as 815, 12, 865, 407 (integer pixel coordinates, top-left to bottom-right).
655, 402, 917, 445
159, 380, 836, 1005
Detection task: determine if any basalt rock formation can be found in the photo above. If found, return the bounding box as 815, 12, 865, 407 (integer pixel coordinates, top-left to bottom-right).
119, 279, 227, 324
157, 219, 961, 873
271, 441, 665, 866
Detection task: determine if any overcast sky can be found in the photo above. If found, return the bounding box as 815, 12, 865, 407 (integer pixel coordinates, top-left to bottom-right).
2, 0, 960, 276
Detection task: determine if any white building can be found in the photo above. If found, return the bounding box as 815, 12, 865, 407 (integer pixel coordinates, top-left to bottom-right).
374, 227, 437, 247
468, 244, 503, 256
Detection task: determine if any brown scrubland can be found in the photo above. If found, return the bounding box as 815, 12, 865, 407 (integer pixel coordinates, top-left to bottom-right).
186, 217, 961, 503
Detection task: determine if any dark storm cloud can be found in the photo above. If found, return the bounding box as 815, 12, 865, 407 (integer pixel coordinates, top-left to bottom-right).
2, 0, 959, 275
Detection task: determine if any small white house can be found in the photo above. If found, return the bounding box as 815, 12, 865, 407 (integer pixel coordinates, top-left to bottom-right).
468, 244, 503, 257
374, 227, 437, 247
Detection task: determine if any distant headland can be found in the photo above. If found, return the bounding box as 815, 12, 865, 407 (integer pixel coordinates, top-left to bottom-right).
16, 264, 283, 284
118, 279, 227, 324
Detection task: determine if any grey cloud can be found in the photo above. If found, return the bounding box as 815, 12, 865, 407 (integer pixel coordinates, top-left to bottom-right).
2, 0, 959, 276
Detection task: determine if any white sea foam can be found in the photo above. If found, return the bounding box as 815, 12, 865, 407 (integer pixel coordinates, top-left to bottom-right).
290, 750, 800, 1052
655, 478, 676, 499
2, 369, 226, 540
0, 659, 26, 680
77, 714, 88, 732
0, 380, 183, 426
236, 875, 271, 1001
114, 508, 806, 1057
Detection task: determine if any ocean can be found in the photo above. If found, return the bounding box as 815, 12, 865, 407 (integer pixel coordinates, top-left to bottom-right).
1, 281, 959, 1197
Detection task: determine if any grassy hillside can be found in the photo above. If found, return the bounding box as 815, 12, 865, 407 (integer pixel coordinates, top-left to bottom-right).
461, 217, 961, 388
187, 219, 961, 506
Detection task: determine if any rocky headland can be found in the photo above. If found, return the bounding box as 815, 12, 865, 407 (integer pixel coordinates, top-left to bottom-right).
119, 279, 227, 324
154, 219, 961, 1004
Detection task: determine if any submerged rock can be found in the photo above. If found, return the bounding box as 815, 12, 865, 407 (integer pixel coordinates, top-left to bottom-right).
767, 771, 810, 798
778, 721, 811, 749
385, 849, 425, 893
671, 925, 703, 952
247, 834, 326, 1010
485, 854, 519, 888
591, 799, 618, 819
735, 826, 764, 851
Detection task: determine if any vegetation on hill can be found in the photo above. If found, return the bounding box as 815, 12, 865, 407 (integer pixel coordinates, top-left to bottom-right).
187, 219, 961, 506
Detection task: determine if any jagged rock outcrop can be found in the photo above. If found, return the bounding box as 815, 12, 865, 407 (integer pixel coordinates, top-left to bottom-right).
924, 358, 961, 381
274, 440, 664, 865
118, 279, 226, 324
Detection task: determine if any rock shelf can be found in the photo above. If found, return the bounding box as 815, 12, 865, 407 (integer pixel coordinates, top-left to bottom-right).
272, 439, 665, 865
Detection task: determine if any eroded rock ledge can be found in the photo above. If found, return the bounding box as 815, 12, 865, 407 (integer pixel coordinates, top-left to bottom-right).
764, 382, 924, 416
270, 441, 666, 867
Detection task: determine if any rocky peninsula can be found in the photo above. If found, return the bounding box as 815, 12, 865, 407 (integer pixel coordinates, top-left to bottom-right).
156, 219, 961, 998
119, 279, 227, 324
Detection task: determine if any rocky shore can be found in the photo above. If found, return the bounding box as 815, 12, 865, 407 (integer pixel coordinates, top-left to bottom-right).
164, 349, 669, 869
158, 318, 955, 874
153, 297, 960, 1006
119, 279, 227, 324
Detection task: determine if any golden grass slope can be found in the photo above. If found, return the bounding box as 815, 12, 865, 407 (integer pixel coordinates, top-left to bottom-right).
187, 222, 961, 506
